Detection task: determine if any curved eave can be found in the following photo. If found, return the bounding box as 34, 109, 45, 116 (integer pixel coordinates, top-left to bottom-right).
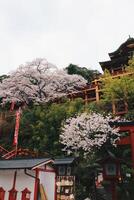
99, 56, 128, 71
99, 61, 112, 71
109, 37, 134, 58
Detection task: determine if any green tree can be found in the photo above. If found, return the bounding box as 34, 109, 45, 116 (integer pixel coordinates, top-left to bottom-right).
102, 59, 134, 115
0, 74, 9, 83
19, 98, 84, 156
66, 64, 100, 83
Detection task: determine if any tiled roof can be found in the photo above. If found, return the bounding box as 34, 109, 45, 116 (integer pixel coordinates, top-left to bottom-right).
0, 158, 52, 169
54, 157, 75, 165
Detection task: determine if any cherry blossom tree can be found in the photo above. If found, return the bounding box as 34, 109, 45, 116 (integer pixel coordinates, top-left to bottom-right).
60, 112, 120, 155
0, 58, 87, 104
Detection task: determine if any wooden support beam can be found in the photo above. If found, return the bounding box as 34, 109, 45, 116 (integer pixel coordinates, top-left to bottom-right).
39, 184, 48, 200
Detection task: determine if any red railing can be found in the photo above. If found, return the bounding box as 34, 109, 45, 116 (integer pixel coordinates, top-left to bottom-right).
2, 149, 17, 160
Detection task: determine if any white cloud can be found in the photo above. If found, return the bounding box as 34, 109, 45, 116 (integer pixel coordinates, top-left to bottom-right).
0, 0, 133, 75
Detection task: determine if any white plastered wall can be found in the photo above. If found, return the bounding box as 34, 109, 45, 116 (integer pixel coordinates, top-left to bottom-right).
0, 169, 35, 200
39, 171, 56, 200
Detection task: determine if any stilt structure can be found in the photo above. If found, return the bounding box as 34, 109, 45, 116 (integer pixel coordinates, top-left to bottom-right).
67, 37, 134, 115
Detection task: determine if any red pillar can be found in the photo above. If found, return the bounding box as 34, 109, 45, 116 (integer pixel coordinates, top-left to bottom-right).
34, 169, 39, 200
119, 126, 134, 169
111, 181, 117, 200
130, 129, 134, 168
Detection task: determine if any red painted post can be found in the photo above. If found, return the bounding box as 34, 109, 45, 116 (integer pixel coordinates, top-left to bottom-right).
34, 169, 39, 200
111, 181, 117, 200
119, 125, 134, 168
130, 129, 134, 168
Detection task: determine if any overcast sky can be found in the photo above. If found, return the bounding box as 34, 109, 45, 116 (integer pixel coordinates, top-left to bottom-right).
0, 0, 133, 75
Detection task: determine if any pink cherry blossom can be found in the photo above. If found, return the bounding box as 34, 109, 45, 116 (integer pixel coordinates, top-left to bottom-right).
0, 58, 87, 104
60, 112, 120, 155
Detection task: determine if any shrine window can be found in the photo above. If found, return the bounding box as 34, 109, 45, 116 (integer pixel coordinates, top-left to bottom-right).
8, 188, 17, 200
58, 166, 65, 175
0, 187, 5, 200
67, 166, 71, 176
21, 188, 31, 200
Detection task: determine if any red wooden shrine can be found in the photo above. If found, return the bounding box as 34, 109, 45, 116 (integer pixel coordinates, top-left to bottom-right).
99, 156, 122, 200
115, 122, 134, 168
98, 121, 134, 200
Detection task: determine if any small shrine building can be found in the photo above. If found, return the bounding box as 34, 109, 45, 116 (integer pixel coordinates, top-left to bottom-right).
0, 158, 55, 200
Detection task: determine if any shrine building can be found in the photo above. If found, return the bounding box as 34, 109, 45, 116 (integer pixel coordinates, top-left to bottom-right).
99, 36, 134, 75
68, 36, 134, 115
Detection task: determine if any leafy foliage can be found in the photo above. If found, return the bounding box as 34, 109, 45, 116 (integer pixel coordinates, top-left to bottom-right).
0, 75, 9, 83
0, 110, 15, 149
102, 58, 134, 112
19, 99, 84, 156
66, 63, 100, 83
